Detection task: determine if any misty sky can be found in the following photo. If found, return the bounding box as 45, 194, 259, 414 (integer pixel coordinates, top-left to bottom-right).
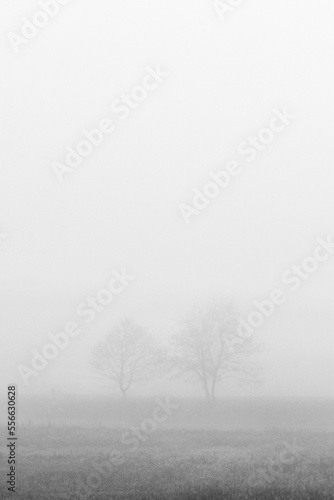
0, 0, 333, 398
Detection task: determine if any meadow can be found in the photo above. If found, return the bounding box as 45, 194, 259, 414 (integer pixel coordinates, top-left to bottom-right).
0, 398, 333, 499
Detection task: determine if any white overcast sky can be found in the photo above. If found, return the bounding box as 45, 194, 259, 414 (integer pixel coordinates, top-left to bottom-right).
0, 0, 333, 397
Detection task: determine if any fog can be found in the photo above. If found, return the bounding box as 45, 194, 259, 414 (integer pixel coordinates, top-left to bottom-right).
1, 0, 333, 402
2, 2, 334, 499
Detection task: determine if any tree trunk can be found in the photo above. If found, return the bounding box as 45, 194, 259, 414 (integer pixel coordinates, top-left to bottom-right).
210, 379, 217, 405
121, 388, 128, 404
203, 379, 212, 405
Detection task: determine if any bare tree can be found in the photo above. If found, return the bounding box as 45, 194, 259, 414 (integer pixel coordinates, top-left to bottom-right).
169, 304, 261, 404
91, 318, 158, 402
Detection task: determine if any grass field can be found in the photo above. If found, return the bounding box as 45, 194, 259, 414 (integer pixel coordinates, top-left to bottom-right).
1, 398, 333, 499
